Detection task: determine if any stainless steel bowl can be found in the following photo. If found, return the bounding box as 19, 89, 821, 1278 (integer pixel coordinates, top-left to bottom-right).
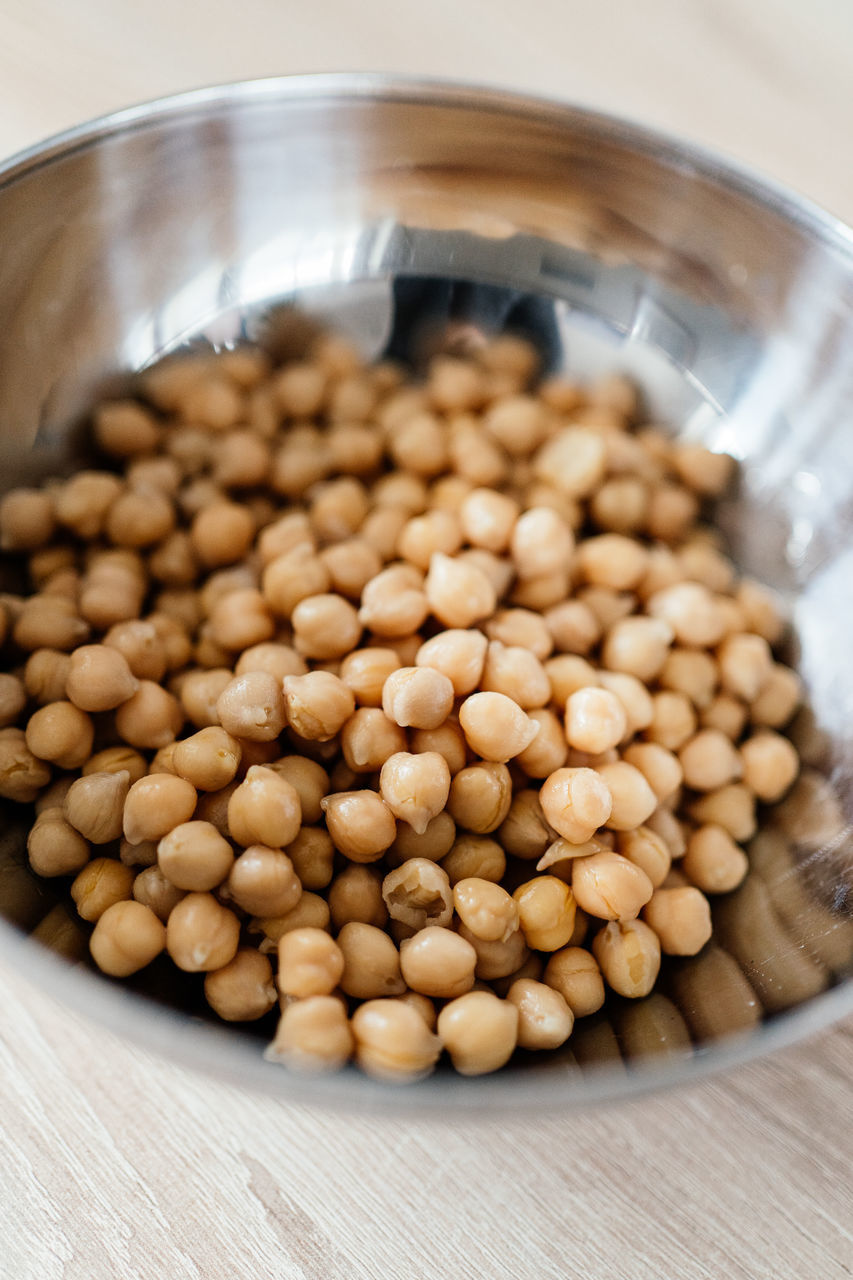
2, 74, 852, 1110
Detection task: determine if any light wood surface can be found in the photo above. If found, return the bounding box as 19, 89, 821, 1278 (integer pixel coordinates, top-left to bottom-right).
2, 4, 852, 1278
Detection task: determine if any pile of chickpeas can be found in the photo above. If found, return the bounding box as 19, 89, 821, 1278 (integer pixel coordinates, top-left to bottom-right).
0, 322, 805, 1081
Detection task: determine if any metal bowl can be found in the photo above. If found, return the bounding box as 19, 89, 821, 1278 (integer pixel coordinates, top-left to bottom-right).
2, 74, 852, 1111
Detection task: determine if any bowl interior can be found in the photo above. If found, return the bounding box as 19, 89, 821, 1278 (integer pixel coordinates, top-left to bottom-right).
1, 76, 852, 1109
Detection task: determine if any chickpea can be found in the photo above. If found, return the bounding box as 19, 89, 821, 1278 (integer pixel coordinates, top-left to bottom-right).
14, 594, 89, 652
0, 487, 56, 550
647, 581, 725, 648
483, 608, 552, 660
388, 812, 456, 867
438, 990, 518, 1075
227, 766, 302, 849
190, 500, 254, 568
213, 671, 285, 743
453, 877, 519, 943
457, 692, 539, 763
513, 876, 577, 951
179, 668, 231, 729
750, 663, 802, 729
115, 681, 183, 750
659, 647, 718, 710
478, 641, 550, 710
740, 731, 799, 802
381, 858, 453, 931
25, 701, 93, 770
533, 426, 606, 498
621, 742, 683, 803
679, 728, 743, 792
266, 995, 353, 1072
24, 649, 72, 705
457, 487, 518, 553
424, 552, 496, 629
70, 858, 135, 922
571, 851, 654, 922
27, 808, 90, 877
64, 770, 130, 844
123, 774, 197, 845
262, 544, 331, 619
203, 949, 277, 1022
563, 687, 626, 756
543, 946, 605, 1018
277, 927, 345, 998
351, 998, 441, 1082
539, 767, 612, 844
326, 864, 385, 931
399, 926, 477, 998
616, 826, 672, 889
515, 708, 568, 779
601, 616, 673, 683
321, 790, 397, 862
592, 918, 661, 998
688, 782, 757, 843
339, 648, 400, 708
90, 900, 166, 976
104, 619, 168, 682
378, 751, 450, 835
447, 761, 513, 833
682, 824, 747, 894
643, 886, 712, 955
483, 393, 547, 453
415, 629, 488, 699
0, 673, 26, 728
131, 864, 185, 921
507, 979, 574, 1051
358, 563, 429, 638
441, 835, 505, 888
64, 644, 139, 712
156, 820, 234, 892
645, 690, 697, 751
282, 671, 355, 741
166, 892, 241, 972
283, 826, 333, 892
381, 666, 454, 732
333, 922, 405, 1000
457, 921, 529, 981
169, 726, 240, 792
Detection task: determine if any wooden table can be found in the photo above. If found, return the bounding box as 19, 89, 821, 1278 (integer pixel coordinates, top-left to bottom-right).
1, 4, 852, 1277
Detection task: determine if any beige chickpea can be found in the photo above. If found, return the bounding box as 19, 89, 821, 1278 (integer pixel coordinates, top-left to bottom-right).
82, 746, 146, 783
399, 926, 477, 998
750, 663, 802, 729
71, 858, 135, 922
0, 673, 29, 728
659, 648, 719, 710
647, 581, 726, 648
645, 690, 697, 751
319, 539, 383, 601
171, 727, 242, 791
424, 552, 496, 628
458, 487, 519, 553
256, 512, 312, 565
321, 791, 397, 862
645, 807, 688, 861
544, 600, 600, 656
441, 834, 506, 886
516, 708, 569, 779
453, 877, 519, 943
543, 946, 605, 1017
282, 671, 355, 742
409, 720, 468, 778
336, 923, 405, 999
447, 761, 513, 833
0, 726, 52, 802
458, 692, 539, 762
382, 859, 453, 930
328, 864, 387, 929
54, 472, 122, 540
156, 821, 234, 892
204, 949, 277, 1022
379, 751, 451, 834
65, 644, 139, 712
643, 886, 712, 955
277, 927, 345, 998
105, 485, 175, 549
0, 487, 56, 550
479, 641, 550, 709
396, 509, 463, 570
682, 824, 748, 894
274, 360, 326, 416
735, 578, 786, 646
351, 998, 441, 1082
571, 851, 654, 921
190, 500, 254, 568
25, 701, 93, 770
90, 900, 167, 977
592, 918, 661, 998
564, 686, 627, 756
511, 569, 571, 612
544, 655, 599, 707
104, 619, 168, 682
595, 761, 658, 831
740, 731, 799, 802
291, 593, 362, 661
513, 876, 577, 951
115, 681, 183, 750
14, 595, 89, 652
123, 774, 197, 845
457, 922, 529, 981
576, 534, 648, 591
389, 811, 457, 866
285, 826, 334, 891
227, 766, 302, 849
415, 629, 488, 699
485, 608, 553, 660
253, 893, 332, 948
339, 648, 400, 707
387, 410, 448, 477
24, 648, 72, 705
381, 665, 454, 731
438, 990, 519, 1075
64, 770, 130, 844
645, 483, 699, 542
622, 742, 683, 803
267, 756, 329, 825
507, 978, 574, 1051
215, 671, 286, 742
483, 393, 547, 454
132, 865, 186, 921
539, 767, 612, 844
689, 782, 757, 844
679, 728, 743, 791
262, 544, 331, 619
267, 995, 353, 1073
616, 826, 672, 889
601, 616, 673, 682
359, 506, 408, 560
208, 589, 274, 652
427, 354, 486, 411
27, 808, 90, 877
166, 892, 241, 972
358, 564, 429, 638
179, 668, 232, 729
533, 426, 606, 498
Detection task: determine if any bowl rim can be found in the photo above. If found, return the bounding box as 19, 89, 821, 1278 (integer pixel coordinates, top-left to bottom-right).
1, 71, 851, 1111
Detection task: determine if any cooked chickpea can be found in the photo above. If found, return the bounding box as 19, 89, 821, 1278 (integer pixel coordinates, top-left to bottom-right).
750, 663, 801, 729
571, 851, 654, 921
170, 726, 241, 791
458, 487, 519, 552
262, 544, 331, 619
289, 593, 362, 661
282, 671, 355, 741
104, 619, 168, 682
327, 864, 386, 930
424, 552, 496, 628
647, 582, 726, 648
339, 647, 399, 708
389, 811, 457, 865
438, 991, 518, 1075
131, 864, 185, 921
321, 790, 397, 862
516, 708, 569, 778
592, 918, 661, 998
27, 808, 90, 877
90, 900, 166, 976
409, 720, 468, 777
659, 647, 718, 710
339, 707, 405, 773
25, 701, 93, 769
24, 648, 72, 705
267, 995, 353, 1072
513, 876, 577, 951
457, 692, 539, 763
485, 607, 553, 659
533, 426, 606, 498
507, 978, 574, 1050
441, 835, 506, 887
616, 826, 672, 888
336, 922, 405, 999
71, 858, 135, 922
381, 859, 453, 931
479, 641, 550, 709
190, 500, 254, 568
740, 730, 799, 802
165, 892, 241, 972
351, 998, 441, 1082
204, 949, 277, 1022
156, 821, 234, 892
447, 761, 513, 833
277, 927, 345, 998
65, 644, 139, 712
601, 616, 673, 682
213, 671, 285, 743
399, 926, 477, 998
539, 767, 612, 844
0, 673, 26, 728
227, 766, 302, 849
451, 877, 517, 943
64, 770, 130, 844
0, 488, 56, 550
645, 690, 697, 751
510, 507, 574, 579
621, 742, 683, 803
115, 680, 183, 750
682, 824, 748, 894
378, 751, 450, 835
717, 632, 773, 702
564, 686, 627, 755
415, 629, 488, 698
544, 946, 605, 1017
123, 774, 197, 845
643, 886, 712, 955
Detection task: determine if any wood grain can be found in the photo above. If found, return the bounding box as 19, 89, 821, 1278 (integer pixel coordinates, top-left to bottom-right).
2, 3, 853, 1277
